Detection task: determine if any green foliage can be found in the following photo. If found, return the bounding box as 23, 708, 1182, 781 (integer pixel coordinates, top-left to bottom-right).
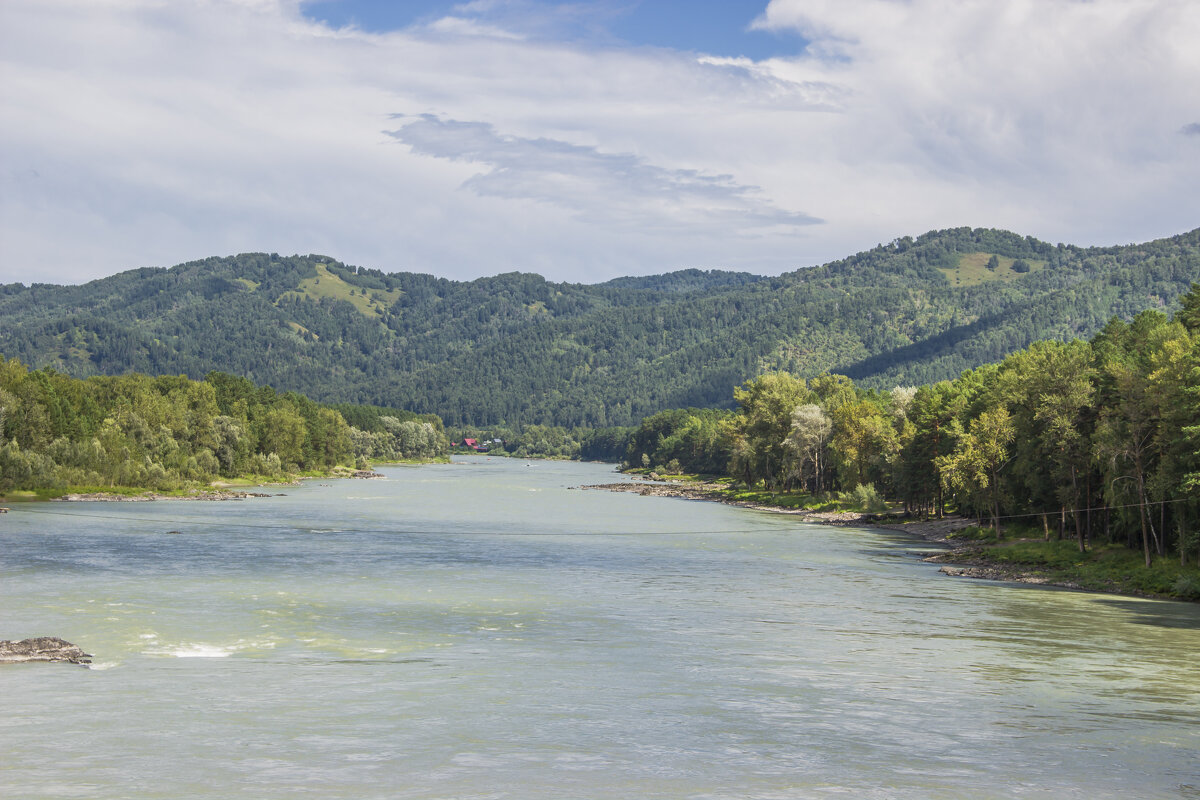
947, 525, 996, 542
628, 287, 1198, 570
1177, 282, 1200, 333
967, 539, 1200, 599
443, 423, 632, 460
729, 373, 812, 489
0, 358, 446, 494
1173, 573, 1200, 600
622, 408, 731, 475
830, 398, 898, 490
843, 482, 888, 513
2, 228, 1197, 428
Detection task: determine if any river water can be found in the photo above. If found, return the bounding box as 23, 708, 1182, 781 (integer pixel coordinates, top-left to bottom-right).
2, 457, 1198, 799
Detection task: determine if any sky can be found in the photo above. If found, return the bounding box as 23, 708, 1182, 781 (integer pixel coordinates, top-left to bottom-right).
1, 0, 1198, 286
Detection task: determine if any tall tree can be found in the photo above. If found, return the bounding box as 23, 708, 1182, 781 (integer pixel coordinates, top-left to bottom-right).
783, 404, 832, 493
729, 373, 812, 489
938, 406, 1015, 534
996, 340, 1095, 551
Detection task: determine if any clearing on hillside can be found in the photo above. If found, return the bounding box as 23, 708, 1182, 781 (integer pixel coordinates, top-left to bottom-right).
939, 253, 1045, 287
277, 263, 403, 317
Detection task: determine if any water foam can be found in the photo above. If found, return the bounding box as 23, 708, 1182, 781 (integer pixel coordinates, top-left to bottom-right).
160, 643, 233, 658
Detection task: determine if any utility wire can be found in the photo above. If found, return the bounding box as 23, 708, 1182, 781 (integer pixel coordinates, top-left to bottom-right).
949, 496, 1190, 526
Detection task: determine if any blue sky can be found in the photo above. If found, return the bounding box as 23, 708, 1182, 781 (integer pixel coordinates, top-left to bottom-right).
1, 0, 1198, 285
301, 0, 802, 60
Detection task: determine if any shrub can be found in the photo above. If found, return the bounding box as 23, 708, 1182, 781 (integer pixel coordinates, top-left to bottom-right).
848, 482, 888, 513
1172, 574, 1200, 600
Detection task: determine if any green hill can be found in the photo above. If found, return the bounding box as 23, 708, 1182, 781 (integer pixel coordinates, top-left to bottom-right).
2, 227, 1197, 426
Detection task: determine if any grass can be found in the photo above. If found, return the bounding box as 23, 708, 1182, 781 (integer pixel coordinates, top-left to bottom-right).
367, 456, 452, 465
278, 263, 403, 318
286, 321, 316, 339
0, 490, 41, 502
0, 466, 382, 503
8, 485, 194, 500
939, 252, 1046, 287
623, 470, 896, 513
955, 531, 1200, 600
724, 488, 824, 509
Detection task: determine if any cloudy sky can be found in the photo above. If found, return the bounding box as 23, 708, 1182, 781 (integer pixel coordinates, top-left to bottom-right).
2, 0, 1197, 285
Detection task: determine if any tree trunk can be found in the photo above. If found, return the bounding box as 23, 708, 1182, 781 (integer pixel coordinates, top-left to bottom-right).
991, 465, 1001, 538
1084, 473, 1092, 545
1160, 500, 1167, 557
934, 422, 943, 520
1072, 466, 1085, 553
1145, 492, 1162, 558
1137, 474, 1151, 568
1181, 509, 1189, 568
1042, 513, 1051, 541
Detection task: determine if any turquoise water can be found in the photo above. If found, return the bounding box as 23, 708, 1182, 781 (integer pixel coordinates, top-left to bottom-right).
2, 456, 1198, 798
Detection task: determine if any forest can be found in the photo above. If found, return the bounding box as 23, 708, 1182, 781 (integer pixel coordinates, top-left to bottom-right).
2, 226, 1197, 428
0, 364, 448, 495
623, 286, 1200, 569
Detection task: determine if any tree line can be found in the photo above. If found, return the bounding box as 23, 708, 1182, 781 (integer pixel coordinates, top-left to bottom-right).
3, 227, 1197, 428
444, 424, 632, 461
0, 363, 448, 493
624, 286, 1200, 566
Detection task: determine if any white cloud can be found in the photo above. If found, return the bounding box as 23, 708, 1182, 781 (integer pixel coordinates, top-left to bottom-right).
387, 114, 820, 231
0, 0, 1197, 286
748, 0, 1200, 241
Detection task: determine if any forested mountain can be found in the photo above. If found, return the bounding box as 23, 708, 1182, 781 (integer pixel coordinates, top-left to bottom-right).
2, 227, 1197, 427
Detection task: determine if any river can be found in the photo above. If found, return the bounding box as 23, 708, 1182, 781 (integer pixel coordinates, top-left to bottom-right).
2, 456, 1198, 798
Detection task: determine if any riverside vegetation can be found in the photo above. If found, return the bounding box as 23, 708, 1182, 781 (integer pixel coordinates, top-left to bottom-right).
619, 285, 1200, 600
0, 364, 448, 498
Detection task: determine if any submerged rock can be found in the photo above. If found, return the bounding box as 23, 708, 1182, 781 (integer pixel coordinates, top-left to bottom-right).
0, 637, 92, 665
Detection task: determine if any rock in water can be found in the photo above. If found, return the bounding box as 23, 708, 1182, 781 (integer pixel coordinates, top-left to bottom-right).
0, 637, 92, 665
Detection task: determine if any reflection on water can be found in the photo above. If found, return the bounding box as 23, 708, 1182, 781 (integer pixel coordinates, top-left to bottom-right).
2, 456, 1198, 799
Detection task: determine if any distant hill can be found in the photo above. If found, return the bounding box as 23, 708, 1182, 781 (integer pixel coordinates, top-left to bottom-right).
2, 227, 1197, 427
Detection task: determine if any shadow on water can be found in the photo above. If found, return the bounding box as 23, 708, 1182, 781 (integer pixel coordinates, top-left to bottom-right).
1092, 598, 1200, 630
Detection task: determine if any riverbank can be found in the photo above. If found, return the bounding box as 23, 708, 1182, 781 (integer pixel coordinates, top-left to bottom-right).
52, 489, 282, 502
0, 466, 387, 504
583, 478, 1200, 602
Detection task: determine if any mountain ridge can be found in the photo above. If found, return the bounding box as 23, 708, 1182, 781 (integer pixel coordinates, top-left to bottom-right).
2, 226, 1197, 427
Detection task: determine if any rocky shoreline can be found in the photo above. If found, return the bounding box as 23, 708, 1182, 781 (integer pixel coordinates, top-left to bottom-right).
582, 480, 1078, 591
34, 468, 384, 503
583, 481, 941, 528
53, 489, 280, 502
